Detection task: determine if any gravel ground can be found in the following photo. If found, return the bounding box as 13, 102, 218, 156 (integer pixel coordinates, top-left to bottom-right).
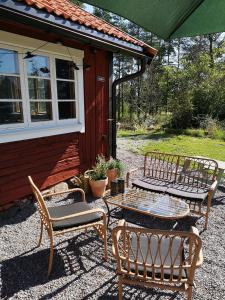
1, 137, 225, 299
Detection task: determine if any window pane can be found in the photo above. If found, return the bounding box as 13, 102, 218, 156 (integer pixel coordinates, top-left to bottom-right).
0, 75, 21, 99
28, 78, 51, 99
26, 55, 50, 78
30, 101, 52, 122
58, 102, 76, 119
0, 102, 23, 124
56, 58, 74, 80
0, 49, 19, 74
57, 80, 75, 99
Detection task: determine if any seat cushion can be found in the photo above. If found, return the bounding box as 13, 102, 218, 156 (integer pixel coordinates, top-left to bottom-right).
167, 183, 208, 201
132, 177, 171, 193
48, 202, 102, 230
126, 234, 186, 278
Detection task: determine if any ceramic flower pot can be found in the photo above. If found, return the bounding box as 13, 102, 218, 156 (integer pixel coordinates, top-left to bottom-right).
106, 168, 118, 188
89, 177, 108, 198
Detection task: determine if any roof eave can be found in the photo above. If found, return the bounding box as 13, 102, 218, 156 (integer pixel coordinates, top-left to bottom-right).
0, 0, 157, 58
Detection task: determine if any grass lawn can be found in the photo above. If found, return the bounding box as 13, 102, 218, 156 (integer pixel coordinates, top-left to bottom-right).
118, 130, 225, 161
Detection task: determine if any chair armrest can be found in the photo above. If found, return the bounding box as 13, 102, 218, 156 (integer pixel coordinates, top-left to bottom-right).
50, 207, 105, 222
112, 219, 126, 256
209, 179, 218, 191
190, 226, 203, 267
43, 188, 86, 202
126, 167, 144, 187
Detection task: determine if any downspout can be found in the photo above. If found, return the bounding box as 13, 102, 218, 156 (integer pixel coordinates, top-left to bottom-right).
111, 56, 153, 158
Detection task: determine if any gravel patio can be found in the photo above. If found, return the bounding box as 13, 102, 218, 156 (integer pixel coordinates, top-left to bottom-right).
1, 138, 225, 299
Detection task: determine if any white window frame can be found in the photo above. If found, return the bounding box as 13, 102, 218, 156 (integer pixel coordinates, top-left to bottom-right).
0, 32, 85, 143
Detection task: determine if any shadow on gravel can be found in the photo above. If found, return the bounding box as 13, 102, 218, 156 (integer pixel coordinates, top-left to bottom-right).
80, 272, 181, 300
0, 201, 36, 226
109, 207, 198, 231
1, 231, 114, 299
83, 279, 181, 300
1, 249, 64, 299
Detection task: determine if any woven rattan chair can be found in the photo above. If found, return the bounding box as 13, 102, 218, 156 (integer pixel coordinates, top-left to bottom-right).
112, 220, 203, 300
28, 176, 108, 276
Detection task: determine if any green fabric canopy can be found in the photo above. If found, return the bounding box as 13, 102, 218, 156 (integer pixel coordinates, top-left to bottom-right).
83, 0, 225, 40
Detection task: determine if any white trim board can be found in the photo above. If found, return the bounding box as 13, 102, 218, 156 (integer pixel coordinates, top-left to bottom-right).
0, 31, 85, 143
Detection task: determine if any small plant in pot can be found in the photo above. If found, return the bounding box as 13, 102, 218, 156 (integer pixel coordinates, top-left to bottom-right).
89, 155, 108, 198
106, 157, 125, 187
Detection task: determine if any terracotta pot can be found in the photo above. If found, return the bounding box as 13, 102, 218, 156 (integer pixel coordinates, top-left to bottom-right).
89, 177, 108, 198
107, 168, 118, 188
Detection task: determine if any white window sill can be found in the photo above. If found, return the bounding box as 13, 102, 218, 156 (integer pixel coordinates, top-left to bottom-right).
0, 123, 85, 143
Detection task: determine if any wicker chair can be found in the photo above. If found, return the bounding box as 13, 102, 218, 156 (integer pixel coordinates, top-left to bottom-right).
112, 220, 203, 300
28, 176, 108, 276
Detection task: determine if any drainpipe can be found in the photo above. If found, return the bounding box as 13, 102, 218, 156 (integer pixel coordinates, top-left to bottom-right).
111, 56, 153, 158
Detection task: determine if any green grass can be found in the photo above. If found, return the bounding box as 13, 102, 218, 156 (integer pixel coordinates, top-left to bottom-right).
118, 129, 225, 161
117, 128, 149, 137
141, 135, 225, 161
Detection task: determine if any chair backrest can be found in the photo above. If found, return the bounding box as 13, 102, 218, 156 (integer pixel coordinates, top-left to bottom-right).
28, 176, 52, 231
112, 225, 202, 284
177, 156, 218, 189
144, 152, 179, 182
144, 152, 218, 189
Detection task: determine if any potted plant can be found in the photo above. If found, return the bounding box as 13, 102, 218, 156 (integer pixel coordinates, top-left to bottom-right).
89, 155, 108, 197
106, 157, 125, 187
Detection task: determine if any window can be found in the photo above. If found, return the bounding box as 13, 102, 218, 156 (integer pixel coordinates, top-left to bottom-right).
55, 58, 76, 120
26, 55, 53, 122
0, 49, 23, 125
0, 44, 84, 142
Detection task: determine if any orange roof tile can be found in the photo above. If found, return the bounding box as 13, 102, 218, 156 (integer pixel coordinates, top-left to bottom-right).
20, 0, 157, 56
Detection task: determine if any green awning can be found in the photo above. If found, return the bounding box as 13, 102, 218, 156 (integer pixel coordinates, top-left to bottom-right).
83, 0, 225, 40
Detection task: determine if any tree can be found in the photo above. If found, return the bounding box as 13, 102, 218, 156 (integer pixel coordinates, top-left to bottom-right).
70, 1, 84, 7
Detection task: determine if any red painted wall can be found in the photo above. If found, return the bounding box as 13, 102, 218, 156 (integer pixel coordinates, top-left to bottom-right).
0, 26, 109, 206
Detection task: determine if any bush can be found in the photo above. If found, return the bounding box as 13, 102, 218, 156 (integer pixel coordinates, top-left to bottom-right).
89, 155, 107, 181
200, 116, 225, 139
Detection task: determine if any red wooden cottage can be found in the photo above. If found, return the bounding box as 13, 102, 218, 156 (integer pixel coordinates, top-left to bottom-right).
0, 0, 157, 208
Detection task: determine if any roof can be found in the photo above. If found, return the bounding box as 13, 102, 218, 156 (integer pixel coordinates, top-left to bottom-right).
83, 0, 225, 40
21, 0, 157, 56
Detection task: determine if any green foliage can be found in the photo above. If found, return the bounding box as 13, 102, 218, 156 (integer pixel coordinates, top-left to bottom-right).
69, 0, 84, 7
106, 157, 125, 177
89, 155, 125, 180
89, 155, 107, 181
141, 135, 225, 161
91, 9, 225, 129
117, 128, 148, 137
114, 160, 124, 177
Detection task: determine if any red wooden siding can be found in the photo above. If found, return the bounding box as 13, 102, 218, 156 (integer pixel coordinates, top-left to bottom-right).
0, 26, 110, 207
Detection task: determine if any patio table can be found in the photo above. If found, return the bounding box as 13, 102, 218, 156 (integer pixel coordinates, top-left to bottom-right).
103, 189, 190, 226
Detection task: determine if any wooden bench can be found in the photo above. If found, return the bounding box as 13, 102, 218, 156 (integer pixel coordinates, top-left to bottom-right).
127, 152, 218, 230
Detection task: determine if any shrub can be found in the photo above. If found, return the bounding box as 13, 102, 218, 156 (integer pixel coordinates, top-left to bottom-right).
200, 116, 225, 139
107, 157, 125, 177
89, 155, 107, 181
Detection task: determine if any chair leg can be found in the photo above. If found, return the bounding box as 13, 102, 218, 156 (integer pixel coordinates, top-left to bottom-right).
187, 286, 193, 300
37, 221, 43, 247
47, 234, 54, 277
204, 195, 212, 230
103, 226, 108, 261
103, 217, 108, 260
118, 276, 123, 300
204, 214, 208, 230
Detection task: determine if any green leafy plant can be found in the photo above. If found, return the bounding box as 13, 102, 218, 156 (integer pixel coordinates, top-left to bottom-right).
107, 157, 124, 177
115, 159, 125, 177
89, 155, 108, 181
107, 157, 118, 170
